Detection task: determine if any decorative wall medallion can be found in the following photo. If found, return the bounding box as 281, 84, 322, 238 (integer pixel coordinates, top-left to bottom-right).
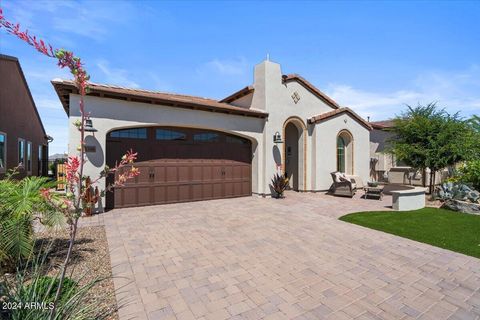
291, 91, 300, 104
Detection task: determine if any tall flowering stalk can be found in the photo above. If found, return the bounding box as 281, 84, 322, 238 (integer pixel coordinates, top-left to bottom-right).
1, 8, 139, 319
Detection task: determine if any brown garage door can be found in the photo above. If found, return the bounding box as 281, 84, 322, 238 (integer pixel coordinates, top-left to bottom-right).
106, 127, 251, 209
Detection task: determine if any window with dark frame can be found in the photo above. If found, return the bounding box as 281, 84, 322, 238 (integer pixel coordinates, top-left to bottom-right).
18, 139, 25, 167
110, 128, 147, 139
0, 133, 5, 172
38, 145, 43, 176
193, 132, 219, 142
156, 129, 186, 141
26, 141, 32, 173
226, 136, 248, 145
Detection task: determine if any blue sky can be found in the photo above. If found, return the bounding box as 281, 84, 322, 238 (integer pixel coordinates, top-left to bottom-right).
1, 0, 480, 155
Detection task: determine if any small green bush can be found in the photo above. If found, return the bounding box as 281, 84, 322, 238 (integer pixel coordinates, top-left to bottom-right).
458, 160, 480, 191
27, 276, 77, 302
1, 246, 115, 320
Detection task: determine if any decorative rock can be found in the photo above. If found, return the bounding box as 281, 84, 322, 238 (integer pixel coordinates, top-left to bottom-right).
441, 199, 480, 215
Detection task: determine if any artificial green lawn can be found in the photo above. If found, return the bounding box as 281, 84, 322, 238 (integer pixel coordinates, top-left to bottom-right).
340, 207, 480, 259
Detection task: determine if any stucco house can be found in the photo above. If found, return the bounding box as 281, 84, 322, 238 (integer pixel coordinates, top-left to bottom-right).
52, 60, 372, 210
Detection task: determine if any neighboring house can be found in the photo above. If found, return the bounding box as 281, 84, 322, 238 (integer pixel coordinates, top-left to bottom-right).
48, 152, 67, 166
52, 59, 372, 210
0, 54, 49, 179
370, 120, 446, 187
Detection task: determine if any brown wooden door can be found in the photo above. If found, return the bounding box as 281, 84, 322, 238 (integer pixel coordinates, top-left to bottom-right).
106, 127, 251, 209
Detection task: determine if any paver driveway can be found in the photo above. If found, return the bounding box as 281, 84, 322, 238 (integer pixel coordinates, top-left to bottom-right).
102, 192, 480, 320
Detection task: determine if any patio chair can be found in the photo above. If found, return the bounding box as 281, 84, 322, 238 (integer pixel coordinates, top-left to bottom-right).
329, 172, 356, 198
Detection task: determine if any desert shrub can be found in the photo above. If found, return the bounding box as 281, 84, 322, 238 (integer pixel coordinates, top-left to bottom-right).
1, 246, 115, 320
27, 276, 77, 303
458, 160, 480, 191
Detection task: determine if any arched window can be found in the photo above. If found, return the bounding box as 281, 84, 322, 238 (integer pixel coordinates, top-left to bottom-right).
337, 136, 346, 173
336, 130, 353, 174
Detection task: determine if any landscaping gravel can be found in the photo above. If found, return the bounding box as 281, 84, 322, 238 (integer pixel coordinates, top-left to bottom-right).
36, 225, 118, 319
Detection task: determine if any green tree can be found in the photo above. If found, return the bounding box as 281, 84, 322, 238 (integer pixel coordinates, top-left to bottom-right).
386, 103, 478, 194
468, 115, 480, 132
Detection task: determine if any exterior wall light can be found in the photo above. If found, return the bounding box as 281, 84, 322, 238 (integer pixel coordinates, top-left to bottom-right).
84, 119, 98, 133
273, 131, 283, 144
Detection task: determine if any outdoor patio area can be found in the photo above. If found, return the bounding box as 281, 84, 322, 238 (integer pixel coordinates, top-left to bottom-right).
96, 192, 480, 320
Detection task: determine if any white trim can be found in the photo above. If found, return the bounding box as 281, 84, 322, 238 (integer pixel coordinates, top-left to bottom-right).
17, 138, 25, 169
0, 131, 6, 173
26, 141, 32, 175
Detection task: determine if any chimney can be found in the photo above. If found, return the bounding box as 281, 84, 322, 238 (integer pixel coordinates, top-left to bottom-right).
251, 59, 282, 111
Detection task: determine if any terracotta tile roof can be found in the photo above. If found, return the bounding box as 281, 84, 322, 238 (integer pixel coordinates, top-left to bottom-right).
370, 120, 395, 130
282, 74, 341, 109
308, 107, 373, 130
220, 85, 254, 103
51, 79, 268, 119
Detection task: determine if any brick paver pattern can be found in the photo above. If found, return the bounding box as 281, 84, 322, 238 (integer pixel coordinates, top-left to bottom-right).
96, 192, 480, 320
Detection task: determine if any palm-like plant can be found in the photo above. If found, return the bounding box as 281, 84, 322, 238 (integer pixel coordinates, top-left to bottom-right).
0, 175, 64, 268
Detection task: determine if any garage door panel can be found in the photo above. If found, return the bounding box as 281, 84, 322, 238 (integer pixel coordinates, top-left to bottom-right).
192, 166, 202, 181
224, 182, 234, 197
212, 166, 223, 181
137, 187, 151, 205
192, 184, 203, 200
178, 166, 189, 182
166, 186, 179, 203
107, 127, 252, 208
200, 184, 211, 199
166, 167, 177, 182
153, 186, 166, 204
242, 181, 250, 194
233, 182, 242, 195
178, 185, 191, 201
135, 166, 151, 184
123, 188, 138, 206
202, 166, 212, 180
114, 189, 122, 207
153, 166, 166, 183
212, 183, 222, 198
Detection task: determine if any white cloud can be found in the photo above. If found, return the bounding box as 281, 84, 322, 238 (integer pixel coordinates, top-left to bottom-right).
96, 60, 139, 88
325, 66, 480, 121
35, 97, 63, 110
2, 0, 134, 41
198, 57, 248, 76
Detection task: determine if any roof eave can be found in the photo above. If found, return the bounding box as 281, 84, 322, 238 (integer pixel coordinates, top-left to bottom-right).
308, 108, 373, 131
220, 86, 254, 103
51, 81, 268, 119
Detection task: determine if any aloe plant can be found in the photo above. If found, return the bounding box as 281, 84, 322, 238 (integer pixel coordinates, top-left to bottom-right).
271, 173, 289, 198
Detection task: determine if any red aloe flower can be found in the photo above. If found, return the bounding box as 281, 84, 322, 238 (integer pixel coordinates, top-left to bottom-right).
65, 156, 80, 185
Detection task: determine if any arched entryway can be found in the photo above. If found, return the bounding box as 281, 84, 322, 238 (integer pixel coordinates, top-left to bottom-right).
337, 130, 354, 174
283, 117, 307, 191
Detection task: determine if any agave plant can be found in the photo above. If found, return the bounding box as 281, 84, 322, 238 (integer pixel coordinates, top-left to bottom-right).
436, 182, 480, 203
271, 173, 290, 198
